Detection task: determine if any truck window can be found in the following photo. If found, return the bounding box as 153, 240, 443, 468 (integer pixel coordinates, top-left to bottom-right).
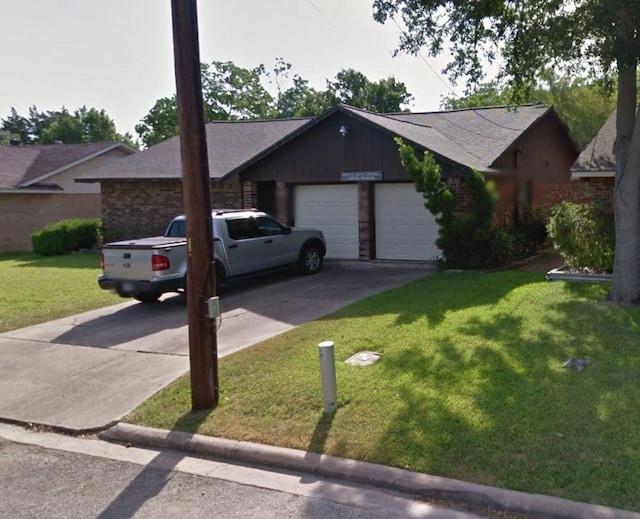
165, 220, 186, 237
256, 216, 284, 237
226, 218, 259, 240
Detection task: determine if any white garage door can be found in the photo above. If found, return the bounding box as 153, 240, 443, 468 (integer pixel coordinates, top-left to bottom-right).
295, 185, 359, 259
375, 183, 440, 261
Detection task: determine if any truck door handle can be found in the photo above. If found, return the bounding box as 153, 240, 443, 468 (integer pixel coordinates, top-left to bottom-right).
264, 239, 273, 244
228, 244, 238, 249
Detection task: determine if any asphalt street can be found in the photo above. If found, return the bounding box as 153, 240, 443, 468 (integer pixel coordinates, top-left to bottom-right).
0, 423, 481, 519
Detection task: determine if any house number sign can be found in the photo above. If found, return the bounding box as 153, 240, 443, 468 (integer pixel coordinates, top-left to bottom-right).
341, 171, 383, 182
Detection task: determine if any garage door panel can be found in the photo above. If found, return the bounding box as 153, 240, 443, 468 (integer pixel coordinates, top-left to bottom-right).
295, 185, 359, 259
375, 184, 440, 261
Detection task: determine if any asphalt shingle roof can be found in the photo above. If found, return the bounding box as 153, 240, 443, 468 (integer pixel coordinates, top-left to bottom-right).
340, 105, 487, 170
75, 104, 560, 183
0, 142, 129, 189
387, 104, 552, 169
572, 110, 616, 174
79, 118, 311, 182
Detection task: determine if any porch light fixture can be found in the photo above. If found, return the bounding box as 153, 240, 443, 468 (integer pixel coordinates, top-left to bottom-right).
339, 125, 349, 137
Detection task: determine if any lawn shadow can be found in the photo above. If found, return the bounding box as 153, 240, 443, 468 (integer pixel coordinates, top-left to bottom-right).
317, 270, 545, 327
370, 283, 640, 509
307, 411, 336, 453
173, 407, 214, 433
3, 251, 102, 269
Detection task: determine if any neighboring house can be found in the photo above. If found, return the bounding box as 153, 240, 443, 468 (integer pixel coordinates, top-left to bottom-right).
0, 142, 135, 253
571, 110, 616, 205
77, 103, 580, 262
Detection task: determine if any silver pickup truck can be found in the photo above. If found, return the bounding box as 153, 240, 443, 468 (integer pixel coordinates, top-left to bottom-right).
99, 209, 326, 302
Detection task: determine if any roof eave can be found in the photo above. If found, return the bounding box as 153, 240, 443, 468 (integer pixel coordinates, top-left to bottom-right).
571, 170, 615, 179
19, 142, 136, 187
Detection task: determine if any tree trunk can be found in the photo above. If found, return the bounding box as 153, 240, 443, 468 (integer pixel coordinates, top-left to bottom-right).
608, 63, 640, 305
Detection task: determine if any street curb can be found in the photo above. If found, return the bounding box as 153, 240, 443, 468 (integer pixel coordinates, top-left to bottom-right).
100, 423, 639, 519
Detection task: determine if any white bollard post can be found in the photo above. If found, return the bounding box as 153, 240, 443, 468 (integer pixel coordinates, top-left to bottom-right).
318, 341, 337, 413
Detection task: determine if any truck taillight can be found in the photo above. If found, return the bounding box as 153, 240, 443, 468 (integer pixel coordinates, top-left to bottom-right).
152, 255, 171, 271
100, 254, 104, 270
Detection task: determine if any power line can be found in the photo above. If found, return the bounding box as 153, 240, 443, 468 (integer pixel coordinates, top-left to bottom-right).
305, 0, 349, 42
390, 16, 459, 98
304, 1, 459, 100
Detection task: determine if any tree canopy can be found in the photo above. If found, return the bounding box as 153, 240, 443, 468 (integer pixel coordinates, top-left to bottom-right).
0, 106, 137, 148
374, 0, 640, 306
135, 59, 414, 148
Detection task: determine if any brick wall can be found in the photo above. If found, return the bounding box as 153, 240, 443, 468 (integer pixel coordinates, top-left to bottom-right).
581, 177, 614, 205
101, 181, 244, 242
0, 193, 101, 253
358, 182, 374, 260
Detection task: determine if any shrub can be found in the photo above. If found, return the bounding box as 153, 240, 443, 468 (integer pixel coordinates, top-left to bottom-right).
546, 201, 614, 272
513, 208, 548, 258
31, 218, 103, 256
486, 228, 516, 268
397, 138, 515, 269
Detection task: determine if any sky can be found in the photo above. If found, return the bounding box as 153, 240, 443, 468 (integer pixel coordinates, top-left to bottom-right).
0, 0, 472, 140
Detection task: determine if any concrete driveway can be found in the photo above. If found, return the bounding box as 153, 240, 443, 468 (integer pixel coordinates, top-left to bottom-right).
0, 262, 431, 431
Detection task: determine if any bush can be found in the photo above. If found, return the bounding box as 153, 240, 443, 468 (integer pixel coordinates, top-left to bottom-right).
546, 202, 614, 272
31, 218, 103, 256
486, 228, 516, 268
513, 208, 548, 258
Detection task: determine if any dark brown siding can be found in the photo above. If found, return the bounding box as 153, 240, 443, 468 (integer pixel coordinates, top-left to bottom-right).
241, 112, 460, 184
491, 112, 581, 225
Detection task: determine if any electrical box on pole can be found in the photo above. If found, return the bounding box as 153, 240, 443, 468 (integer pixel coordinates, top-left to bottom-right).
171, 0, 219, 410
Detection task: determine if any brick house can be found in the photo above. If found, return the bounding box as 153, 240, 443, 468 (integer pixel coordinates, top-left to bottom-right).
0, 142, 135, 252
77, 104, 580, 262
571, 110, 616, 205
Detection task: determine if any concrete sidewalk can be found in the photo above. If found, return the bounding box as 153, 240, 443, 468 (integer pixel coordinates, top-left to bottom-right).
99, 423, 640, 519
0, 262, 431, 431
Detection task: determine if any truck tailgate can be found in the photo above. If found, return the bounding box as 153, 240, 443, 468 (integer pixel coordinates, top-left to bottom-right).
102, 237, 186, 281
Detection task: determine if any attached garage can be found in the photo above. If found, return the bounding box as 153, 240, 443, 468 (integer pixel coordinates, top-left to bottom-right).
375, 183, 440, 261
294, 184, 359, 259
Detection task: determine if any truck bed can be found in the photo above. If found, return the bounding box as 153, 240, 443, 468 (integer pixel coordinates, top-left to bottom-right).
102, 236, 187, 249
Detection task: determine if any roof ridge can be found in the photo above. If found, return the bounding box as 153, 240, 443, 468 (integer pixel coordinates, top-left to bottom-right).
339, 104, 434, 129
385, 103, 549, 116
204, 116, 313, 126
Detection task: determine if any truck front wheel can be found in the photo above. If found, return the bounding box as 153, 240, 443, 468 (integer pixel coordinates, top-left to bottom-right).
298, 245, 323, 275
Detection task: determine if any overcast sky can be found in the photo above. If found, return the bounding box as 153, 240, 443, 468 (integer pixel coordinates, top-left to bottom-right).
0, 0, 471, 139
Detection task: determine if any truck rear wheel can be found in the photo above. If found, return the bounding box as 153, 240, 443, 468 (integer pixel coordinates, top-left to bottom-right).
134, 292, 161, 303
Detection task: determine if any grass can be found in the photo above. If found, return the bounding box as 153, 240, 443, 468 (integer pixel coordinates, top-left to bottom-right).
127, 270, 640, 511
0, 252, 122, 333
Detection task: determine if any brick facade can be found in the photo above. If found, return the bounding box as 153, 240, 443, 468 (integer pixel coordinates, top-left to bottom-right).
101, 181, 244, 242
358, 182, 375, 260
0, 193, 101, 253
581, 177, 615, 206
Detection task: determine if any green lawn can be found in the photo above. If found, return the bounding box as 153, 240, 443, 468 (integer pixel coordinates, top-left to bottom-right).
128, 271, 640, 511
0, 252, 122, 333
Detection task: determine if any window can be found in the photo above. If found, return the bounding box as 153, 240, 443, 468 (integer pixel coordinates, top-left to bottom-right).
256, 216, 284, 237
226, 218, 258, 240
165, 220, 186, 237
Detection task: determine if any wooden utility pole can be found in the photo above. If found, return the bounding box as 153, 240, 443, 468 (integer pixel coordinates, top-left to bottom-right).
171, 0, 218, 409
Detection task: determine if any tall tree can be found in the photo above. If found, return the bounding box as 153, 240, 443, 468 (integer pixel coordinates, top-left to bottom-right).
135, 97, 180, 148
277, 77, 336, 118
373, 0, 640, 306
328, 68, 413, 112
136, 61, 276, 148
1, 105, 136, 147
200, 61, 276, 120
0, 129, 19, 146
